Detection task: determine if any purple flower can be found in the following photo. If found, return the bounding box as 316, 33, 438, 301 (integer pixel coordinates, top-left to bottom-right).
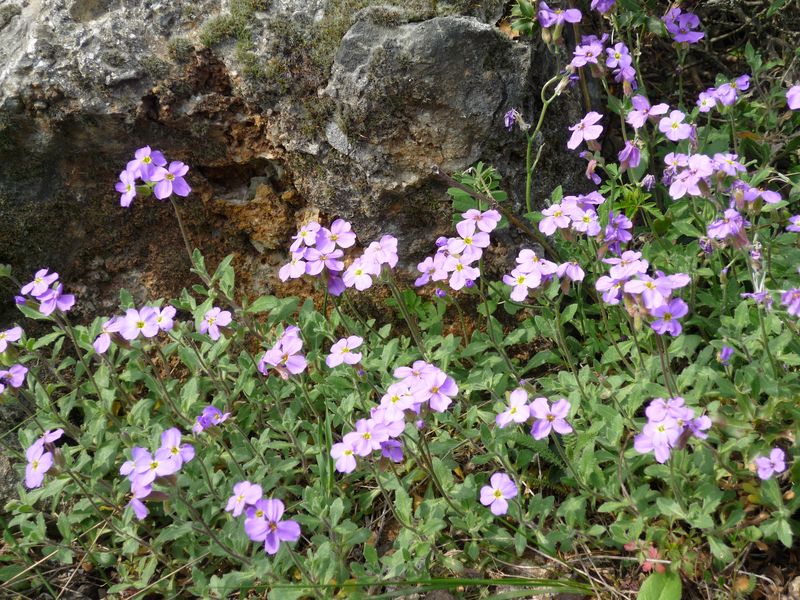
603, 210, 633, 253
21, 269, 59, 298
259, 329, 307, 378
25, 441, 53, 488
781, 289, 800, 316
42, 429, 64, 444
305, 248, 345, 276
0, 326, 23, 353
496, 389, 531, 428
226, 481, 263, 517
754, 448, 787, 480
461, 209, 502, 234
539, 203, 572, 235
787, 215, 800, 233
155, 306, 177, 331
120, 307, 160, 341
605, 42, 629, 69
626, 96, 669, 130
289, 221, 321, 252
129, 482, 151, 520
37, 284, 75, 316
707, 209, 749, 246
343, 259, 376, 291
244, 499, 301, 555
380, 439, 404, 462
634, 419, 681, 463
718, 345, 734, 365
567, 112, 603, 150
788, 85, 800, 110
696, 91, 717, 113
591, 0, 614, 13
503, 269, 541, 302
537, 2, 582, 28
426, 371, 458, 412
714, 75, 750, 106
316, 219, 357, 252
571, 39, 604, 69
434, 288, 446, 298
0, 364, 28, 390
127, 146, 166, 181
151, 161, 191, 200
650, 298, 689, 336
200, 307, 232, 341
193, 405, 231, 434
504, 108, 518, 132
479, 473, 518, 516
326, 335, 363, 368
279, 252, 308, 282
159, 428, 195, 467
556, 261, 585, 283
344, 419, 389, 456
116, 169, 138, 207
530, 398, 573, 439
331, 439, 358, 473
645, 397, 686, 422
658, 110, 692, 142
618, 141, 641, 172
133, 447, 181, 487
663, 8, 704, 44
93, 316, 122, 354
444, 255, 480, 291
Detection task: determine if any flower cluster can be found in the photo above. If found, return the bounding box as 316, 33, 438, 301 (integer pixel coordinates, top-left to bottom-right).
24, 429, 63, 488
663, 7, 704, 44
570, 32, 637, 94
192, 405, 231, 434
331, 360, 458, 473
595, 252, 691, 336
19, 269, 75, 316
696, 75, 751, 110
633, 397, 710, 463
116, 146, 191, 207
93, 305, 176, 353
119, 428, 194, 520
415, 209, 501, 291
225, 482, 301, 555
258, 326, 307, 379
496, 388, 573, 440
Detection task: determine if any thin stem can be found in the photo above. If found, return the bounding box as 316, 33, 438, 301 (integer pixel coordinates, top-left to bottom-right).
386, 277, 428, 361
169, 197, 196, 265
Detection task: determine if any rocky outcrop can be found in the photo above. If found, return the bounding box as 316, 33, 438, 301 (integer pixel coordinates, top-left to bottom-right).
0, 0, 586, 321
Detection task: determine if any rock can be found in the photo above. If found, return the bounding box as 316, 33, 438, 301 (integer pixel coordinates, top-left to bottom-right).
0, 0, 585, 323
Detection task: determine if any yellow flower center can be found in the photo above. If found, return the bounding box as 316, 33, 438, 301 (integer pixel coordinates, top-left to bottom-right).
493, 489, 503, 499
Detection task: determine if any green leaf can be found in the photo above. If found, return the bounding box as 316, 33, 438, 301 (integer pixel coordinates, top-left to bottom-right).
329, 498, 344, 528
637, 571, 682, 600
